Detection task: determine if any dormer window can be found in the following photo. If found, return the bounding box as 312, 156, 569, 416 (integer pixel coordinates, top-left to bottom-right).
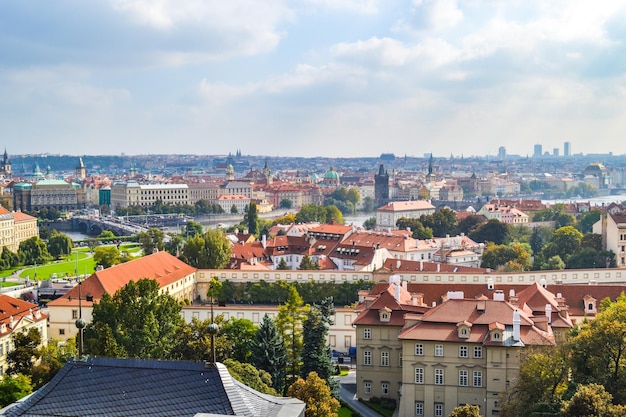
379, 307, 392, 322
583, 295, 597, 315
457, 321, 472, 339
489, 322, 504, 342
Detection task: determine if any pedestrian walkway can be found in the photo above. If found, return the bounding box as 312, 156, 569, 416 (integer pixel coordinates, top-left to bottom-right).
337, 371, 385, 417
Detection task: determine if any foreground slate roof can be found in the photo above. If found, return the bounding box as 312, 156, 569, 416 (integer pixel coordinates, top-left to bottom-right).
0, 357, 304, 417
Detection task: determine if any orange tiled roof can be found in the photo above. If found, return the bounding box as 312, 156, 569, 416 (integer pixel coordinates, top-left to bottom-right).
48, 252, 196, 307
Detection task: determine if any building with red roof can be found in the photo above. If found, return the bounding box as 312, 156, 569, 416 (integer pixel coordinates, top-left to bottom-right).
47, 251, 196, 341
0, 295, 48, 375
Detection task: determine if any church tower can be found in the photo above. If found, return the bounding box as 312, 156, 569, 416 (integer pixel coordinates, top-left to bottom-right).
374, 164, 389, 208
76, 157, 86, 180
0, 149, 11, 177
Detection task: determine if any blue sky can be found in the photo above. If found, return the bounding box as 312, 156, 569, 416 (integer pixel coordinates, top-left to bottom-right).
1, 0, 625, 158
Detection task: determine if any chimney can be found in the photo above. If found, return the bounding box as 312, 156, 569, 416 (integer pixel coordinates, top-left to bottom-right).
545, 304, 552, 324
493, 290, 505, 301
513, 309, 521, 342
436, 263, 440, 272
396, 260, 401, 270
394, 283, 401, 303
261, 234, 267, 249
402, 281, 407, 291
420, 260, 423, 271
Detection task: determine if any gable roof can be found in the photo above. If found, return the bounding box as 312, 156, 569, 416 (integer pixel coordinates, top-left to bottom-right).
0, 358, 304, 417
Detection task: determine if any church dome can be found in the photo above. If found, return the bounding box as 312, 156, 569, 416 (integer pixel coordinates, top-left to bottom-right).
324, 167, 340, 180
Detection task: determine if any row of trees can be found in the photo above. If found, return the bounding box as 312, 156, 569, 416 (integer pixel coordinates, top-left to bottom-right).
501, 294, 626, 416
0, 231, 73, 273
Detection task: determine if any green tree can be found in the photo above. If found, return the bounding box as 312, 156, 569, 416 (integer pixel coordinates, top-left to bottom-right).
280, 199, 293, 209
170, 317, 215, 362
220, 318, 257, 363
164, 233, 184, 256
252, 314, 288, 394
543, 226, 583, 262
137, 227, 165, 255
276, 285, 308, 387
184, 220, 204, 238
296, 204, 328, 223
7, 328, 42, 376
277, 258, 290, 270
298, 254, 319, 270
31, 338, 76, 389
420, 208, 457, 237
18, 236, 51, 266
363, 216, 376, 230
500, 346, 569, 417
0, 247, 19, 270
0, 374, 32, 408
325, 205, 344, 224
84, 278, 184, 359
481, 243, 531, 271
287, 372, 340, 417
539, 255, 566, 271
561, 383, 619, 417
181, 229, 231, 269
203, 228, 231, 269
469, 219, 510, 244
577, 210, 602, 234
449, 404, 482, 417
245, 202, 259, 235
457, 214, 487, 236
569, 293, 626, 403
396, 217, 433, 239
301, 301, 335, 390
230, 204, 238, 214
93, 246, 122, 269
98, 230, 116, 239
47, 231, 73, 259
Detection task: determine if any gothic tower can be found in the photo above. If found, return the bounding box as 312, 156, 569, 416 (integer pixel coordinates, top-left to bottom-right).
374, 164, 389, 208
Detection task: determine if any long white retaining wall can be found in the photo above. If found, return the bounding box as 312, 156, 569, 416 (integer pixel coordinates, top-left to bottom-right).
196, 268, 626, 291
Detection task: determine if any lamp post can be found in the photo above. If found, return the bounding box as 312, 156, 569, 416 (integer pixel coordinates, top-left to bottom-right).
207, 282, 219, 364
73, 279, 93, 358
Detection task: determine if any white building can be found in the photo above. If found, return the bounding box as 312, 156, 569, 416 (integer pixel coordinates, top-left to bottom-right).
376, 201, 436, 230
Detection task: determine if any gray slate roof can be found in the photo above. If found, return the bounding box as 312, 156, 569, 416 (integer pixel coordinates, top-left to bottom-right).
0, 357, 304, 417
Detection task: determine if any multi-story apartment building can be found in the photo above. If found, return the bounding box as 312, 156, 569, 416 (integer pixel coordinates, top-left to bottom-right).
354, 279, 574, 417
0, 295, 48, 376
376, 201, 436, 230
110, 181, 189, 209
0, 207, 38, 252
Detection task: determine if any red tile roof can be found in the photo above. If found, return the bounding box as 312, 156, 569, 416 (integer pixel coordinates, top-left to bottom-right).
48, 252, 196, 307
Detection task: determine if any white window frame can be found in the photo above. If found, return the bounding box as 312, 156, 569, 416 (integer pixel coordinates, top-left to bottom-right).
381, 382, 389, 396
459, 370, 468, 386
364, 381, 371, 394
415, 368, 424, 384
435, 344, 444, 357
473, 346, 483, 358
381, 351, 390, 367
364, 351, 372, 366
415, 401, 424, 416
415, 343, 424, 356
473, 371, 483, 387
363, 328, 371, 339
459, 346, 468, 358
435, 403, 444, 417
435, 368, 444, 385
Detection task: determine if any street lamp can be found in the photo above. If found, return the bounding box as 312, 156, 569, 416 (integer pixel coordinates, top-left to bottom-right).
208, 282, 219, 364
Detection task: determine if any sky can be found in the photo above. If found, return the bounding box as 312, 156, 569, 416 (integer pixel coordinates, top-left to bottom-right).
1, 0, 626, 159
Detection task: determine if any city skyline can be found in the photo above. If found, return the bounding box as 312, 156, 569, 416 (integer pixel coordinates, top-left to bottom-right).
2, 1, 626, 158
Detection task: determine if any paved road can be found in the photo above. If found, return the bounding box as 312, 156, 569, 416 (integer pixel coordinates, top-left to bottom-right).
337, 370, 386, 417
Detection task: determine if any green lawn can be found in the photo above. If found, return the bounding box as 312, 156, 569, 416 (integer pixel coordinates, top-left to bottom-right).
19, 252, 96, 281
